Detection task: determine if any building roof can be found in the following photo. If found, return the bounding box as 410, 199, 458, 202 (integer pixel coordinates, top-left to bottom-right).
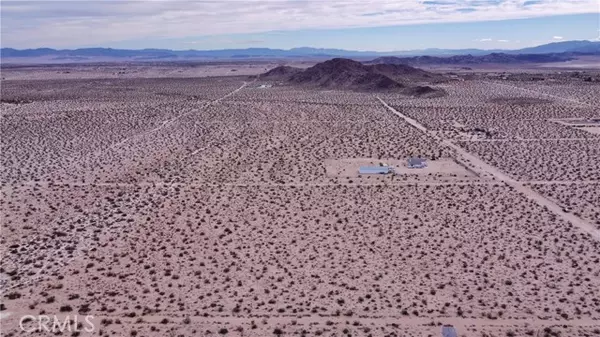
408, 157, 426, 166
441, 326, 457, 337
359, 166, 392, 174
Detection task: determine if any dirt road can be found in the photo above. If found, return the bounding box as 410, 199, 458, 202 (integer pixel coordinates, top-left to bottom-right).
377, 97, 600, 241
110, 80, 252, 151
18, 180, 496, 189
3, 310, 599, 329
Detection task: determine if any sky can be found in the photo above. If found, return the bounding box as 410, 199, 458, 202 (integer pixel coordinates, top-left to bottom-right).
1, 0, 599, 51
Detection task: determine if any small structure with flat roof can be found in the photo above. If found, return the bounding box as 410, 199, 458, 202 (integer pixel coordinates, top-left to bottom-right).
441, 325, 457, 337
407, 157, 427, 169
358, 166, 394, 175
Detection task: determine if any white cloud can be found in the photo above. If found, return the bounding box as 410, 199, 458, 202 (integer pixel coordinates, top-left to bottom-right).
497, 39, 510, 42
553, 36, 564, 39
476, 38, 493, 42
1, 0, 598, 48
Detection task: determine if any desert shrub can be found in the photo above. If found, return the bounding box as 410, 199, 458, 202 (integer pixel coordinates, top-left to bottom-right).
5, 292, 21, 300
59, 305, 73, 312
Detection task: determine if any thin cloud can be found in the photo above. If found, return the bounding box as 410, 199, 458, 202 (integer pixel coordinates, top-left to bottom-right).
476, 38, 493, 42
185, 38, 265, 46
361, 12, 386, 17
523, 0, 543, 6
1, 0, 598, 48
553, 36, 564, 39
497, 39, 510, 42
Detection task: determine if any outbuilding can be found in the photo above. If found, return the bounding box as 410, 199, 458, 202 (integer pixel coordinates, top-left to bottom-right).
441, 325, 457, 337
358, 166, 393, 175
407, 157, 427, 169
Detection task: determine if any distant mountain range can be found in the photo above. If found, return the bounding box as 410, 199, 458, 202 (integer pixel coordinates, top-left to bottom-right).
1, 40, 599, 63
365, 53, 577, 66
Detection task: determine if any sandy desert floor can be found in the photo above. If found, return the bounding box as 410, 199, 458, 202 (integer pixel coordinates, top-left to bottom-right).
1, 64, 599, 336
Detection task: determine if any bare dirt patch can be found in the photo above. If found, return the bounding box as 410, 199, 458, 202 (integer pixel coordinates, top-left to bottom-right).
325, 157, 474, 180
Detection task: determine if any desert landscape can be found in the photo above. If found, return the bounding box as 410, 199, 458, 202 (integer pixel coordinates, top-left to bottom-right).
1, 59, 599, 337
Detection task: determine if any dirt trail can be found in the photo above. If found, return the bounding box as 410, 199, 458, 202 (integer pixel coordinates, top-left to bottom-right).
39, 80, 252, 180
377, 97, 600, 241
110, 80, 251, 150
19, 180, 495, 189
3, 310, 598, 328
462, 138, 597, 142
526, 180, 600, 185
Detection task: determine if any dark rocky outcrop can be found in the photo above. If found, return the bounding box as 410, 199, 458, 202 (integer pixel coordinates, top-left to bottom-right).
259, 58, 445, 97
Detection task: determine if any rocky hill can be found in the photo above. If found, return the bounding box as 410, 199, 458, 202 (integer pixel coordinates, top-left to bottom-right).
289, 58, 402, 90
259, 58, 445, 97
369, 63, 447, 83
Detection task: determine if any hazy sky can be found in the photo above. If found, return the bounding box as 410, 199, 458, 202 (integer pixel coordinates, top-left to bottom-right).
1, 0, 599, 50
